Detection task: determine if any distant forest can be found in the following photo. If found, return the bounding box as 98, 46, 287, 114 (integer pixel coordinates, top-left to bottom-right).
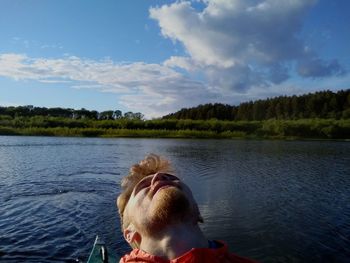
163, 89, 350, 120
0, 89, 349, 140
1, 89, 348, 121
0, 106, 144, 120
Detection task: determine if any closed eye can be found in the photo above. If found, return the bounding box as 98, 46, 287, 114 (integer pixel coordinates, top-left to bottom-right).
164, 174, 180, 181
133, 176, 152, 196
133, 173, 181, 196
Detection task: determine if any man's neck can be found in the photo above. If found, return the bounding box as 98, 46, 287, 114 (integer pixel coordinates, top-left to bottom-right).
139, 223, 208, 260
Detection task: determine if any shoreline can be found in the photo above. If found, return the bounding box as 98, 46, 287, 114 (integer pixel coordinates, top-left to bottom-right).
1, 118, 349, 140
0, 128, 349, 141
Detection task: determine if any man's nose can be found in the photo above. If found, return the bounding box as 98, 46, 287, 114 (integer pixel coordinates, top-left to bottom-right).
151, 172, 170, 185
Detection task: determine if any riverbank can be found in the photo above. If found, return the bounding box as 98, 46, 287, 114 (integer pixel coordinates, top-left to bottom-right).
0, 117, 349, 140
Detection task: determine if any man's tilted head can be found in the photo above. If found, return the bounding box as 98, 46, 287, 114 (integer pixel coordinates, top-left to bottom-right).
116, 154, 173, 230
116, 154, 203, 245
116, 154, 257, 263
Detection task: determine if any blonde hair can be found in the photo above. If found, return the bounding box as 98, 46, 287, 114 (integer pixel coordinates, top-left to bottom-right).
116, 153, 173, 230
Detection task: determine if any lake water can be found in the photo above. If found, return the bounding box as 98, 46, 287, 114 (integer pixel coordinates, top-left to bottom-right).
0, 136, 349, 262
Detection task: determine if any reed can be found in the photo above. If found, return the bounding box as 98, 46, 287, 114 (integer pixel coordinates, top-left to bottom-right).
0, 117, 349, 139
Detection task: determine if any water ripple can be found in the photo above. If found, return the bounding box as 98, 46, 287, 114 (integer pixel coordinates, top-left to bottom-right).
1, 137, 349, 262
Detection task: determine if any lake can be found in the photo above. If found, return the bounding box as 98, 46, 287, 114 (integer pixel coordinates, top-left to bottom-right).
0, 136, 349, 262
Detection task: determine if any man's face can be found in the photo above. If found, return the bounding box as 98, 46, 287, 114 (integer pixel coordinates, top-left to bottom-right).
124, 172, 197, 236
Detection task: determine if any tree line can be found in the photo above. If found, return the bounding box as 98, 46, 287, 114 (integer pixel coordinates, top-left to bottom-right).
0, 89, 349, 140
0, 106, 144, 120
163, 89, 350, 120
1, 89, 348, 122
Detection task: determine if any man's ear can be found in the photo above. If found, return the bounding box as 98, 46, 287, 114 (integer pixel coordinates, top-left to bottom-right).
123, 224, 141, 248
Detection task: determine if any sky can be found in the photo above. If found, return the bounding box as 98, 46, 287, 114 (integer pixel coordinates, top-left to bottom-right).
0, 0, 349, 118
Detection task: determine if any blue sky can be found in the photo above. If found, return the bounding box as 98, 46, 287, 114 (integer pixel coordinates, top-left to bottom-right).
0, 0, 349, 118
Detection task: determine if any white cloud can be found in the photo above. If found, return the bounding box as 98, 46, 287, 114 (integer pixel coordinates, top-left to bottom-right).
120, 76, 217, 118
164, 56, 198, 71
0, 101, 21, 107
0, 53, 211, 118
150, 0, 346, 91
0, 1, 347, 118
0, 53, 177, 91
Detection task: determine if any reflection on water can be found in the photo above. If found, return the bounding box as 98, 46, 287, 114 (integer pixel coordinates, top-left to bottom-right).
0, 136, 349, 262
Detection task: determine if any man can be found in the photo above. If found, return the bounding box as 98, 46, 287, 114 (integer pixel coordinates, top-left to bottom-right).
117, 154, 257, 263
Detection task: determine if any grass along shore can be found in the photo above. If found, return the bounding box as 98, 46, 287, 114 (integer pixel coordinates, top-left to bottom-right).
0, 117, 349, 140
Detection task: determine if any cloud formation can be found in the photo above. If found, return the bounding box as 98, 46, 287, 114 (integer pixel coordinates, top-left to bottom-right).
150, 0, 346, 91
0, 53, 210, 117
0, 1, 347, 118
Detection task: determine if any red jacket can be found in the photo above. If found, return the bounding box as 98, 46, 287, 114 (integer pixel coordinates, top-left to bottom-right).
120, 241, 257, 263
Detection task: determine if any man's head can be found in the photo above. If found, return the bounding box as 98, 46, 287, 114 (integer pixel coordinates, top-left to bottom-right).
116, 154, 203, 247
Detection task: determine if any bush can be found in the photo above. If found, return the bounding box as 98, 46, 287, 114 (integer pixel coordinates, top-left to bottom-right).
0, 126, 18, 135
